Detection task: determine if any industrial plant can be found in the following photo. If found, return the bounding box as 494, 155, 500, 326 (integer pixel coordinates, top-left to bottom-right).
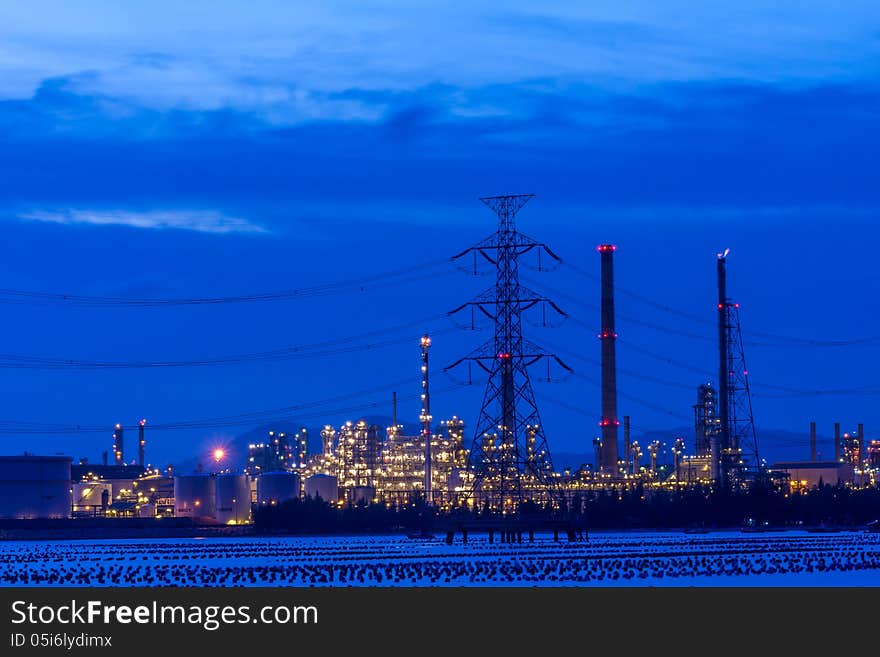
1, 195, 878, 524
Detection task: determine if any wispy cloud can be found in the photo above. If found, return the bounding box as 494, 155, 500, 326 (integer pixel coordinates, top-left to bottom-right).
19, 209, 267, 234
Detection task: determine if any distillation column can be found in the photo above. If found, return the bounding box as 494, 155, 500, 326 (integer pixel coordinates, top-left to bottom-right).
113, 423, 124, 466
138, 419, 146, 468
420, 335, 433, 503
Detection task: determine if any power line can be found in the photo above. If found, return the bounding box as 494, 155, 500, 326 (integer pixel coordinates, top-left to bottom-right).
559, 257, 880, 348
616, 337, 714, 379
565, 371, 692, 423
540, 336, 698, 391
547, 292, 880, 398
523, 277, 717, 343
0, 258, 453, 307
560, 259, 714, 326
619, 337, 880, 398
0, 380, 465, 435
0, 315, 453, 370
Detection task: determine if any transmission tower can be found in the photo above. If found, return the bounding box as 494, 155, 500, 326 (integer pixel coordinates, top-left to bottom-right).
446, 194, 570, 510
716, 250, 760, 488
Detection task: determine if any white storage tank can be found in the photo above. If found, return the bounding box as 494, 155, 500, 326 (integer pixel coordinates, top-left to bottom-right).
215, 474, 251, 524
72, 481, 112, 513
304, 474, 338, 503
256, 472, 300, 506
174, 474, 216, 520
0, 455, 72, 519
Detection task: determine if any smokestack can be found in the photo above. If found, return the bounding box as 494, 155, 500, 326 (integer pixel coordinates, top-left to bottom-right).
392, 391, 398, 435
717, 250, 731, 488
623, 415, 631, 474
810, 421, 817, 461
138, 419, 146, 468
102, 450, 108, 466
598, 244, 620, 475
112, 423, 124, 466
834, 422, 841, 462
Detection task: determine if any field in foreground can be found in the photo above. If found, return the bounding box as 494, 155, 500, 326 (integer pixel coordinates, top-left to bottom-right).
1, 531, 879, 587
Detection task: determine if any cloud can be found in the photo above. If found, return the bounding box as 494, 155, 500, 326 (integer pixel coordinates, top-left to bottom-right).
19, 209, 267, 234
1, 1, 879, 116
2, 79, 879, 228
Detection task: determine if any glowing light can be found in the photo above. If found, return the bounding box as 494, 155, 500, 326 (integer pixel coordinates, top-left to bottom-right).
213, 448, 226, 463
498, 352, 511, 359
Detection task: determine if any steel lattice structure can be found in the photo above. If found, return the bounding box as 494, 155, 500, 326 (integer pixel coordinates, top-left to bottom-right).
446, 195, 569, 510
717, 250, 761, 488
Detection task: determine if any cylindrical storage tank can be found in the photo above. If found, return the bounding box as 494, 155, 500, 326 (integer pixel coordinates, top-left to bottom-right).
174, 474, 216, 521
256, 472, 300, 507
0, 456, 71, 519
215, 474, 251, 524
351, 485, 375, 505
72, 481, 112, 513
304, 474, 338, 503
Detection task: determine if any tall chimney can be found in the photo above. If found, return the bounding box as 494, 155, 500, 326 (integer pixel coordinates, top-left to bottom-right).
138, 419, 146, 468
717, 250, 731, 488
623, 415, 631, 475
834, 422, 841, 462
598, 244, 620, 475
810, 421, 817, 461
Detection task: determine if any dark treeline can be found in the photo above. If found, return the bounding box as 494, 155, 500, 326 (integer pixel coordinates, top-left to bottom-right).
253, 484, 880, 533
254, 495, 435, 534
584, 483, 880, 529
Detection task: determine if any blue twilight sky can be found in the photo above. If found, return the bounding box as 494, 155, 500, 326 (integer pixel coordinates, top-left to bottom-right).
0, 1, 879, 467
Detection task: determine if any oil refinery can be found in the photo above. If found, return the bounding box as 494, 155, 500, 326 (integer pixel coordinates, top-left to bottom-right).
0, 195, 878, 523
